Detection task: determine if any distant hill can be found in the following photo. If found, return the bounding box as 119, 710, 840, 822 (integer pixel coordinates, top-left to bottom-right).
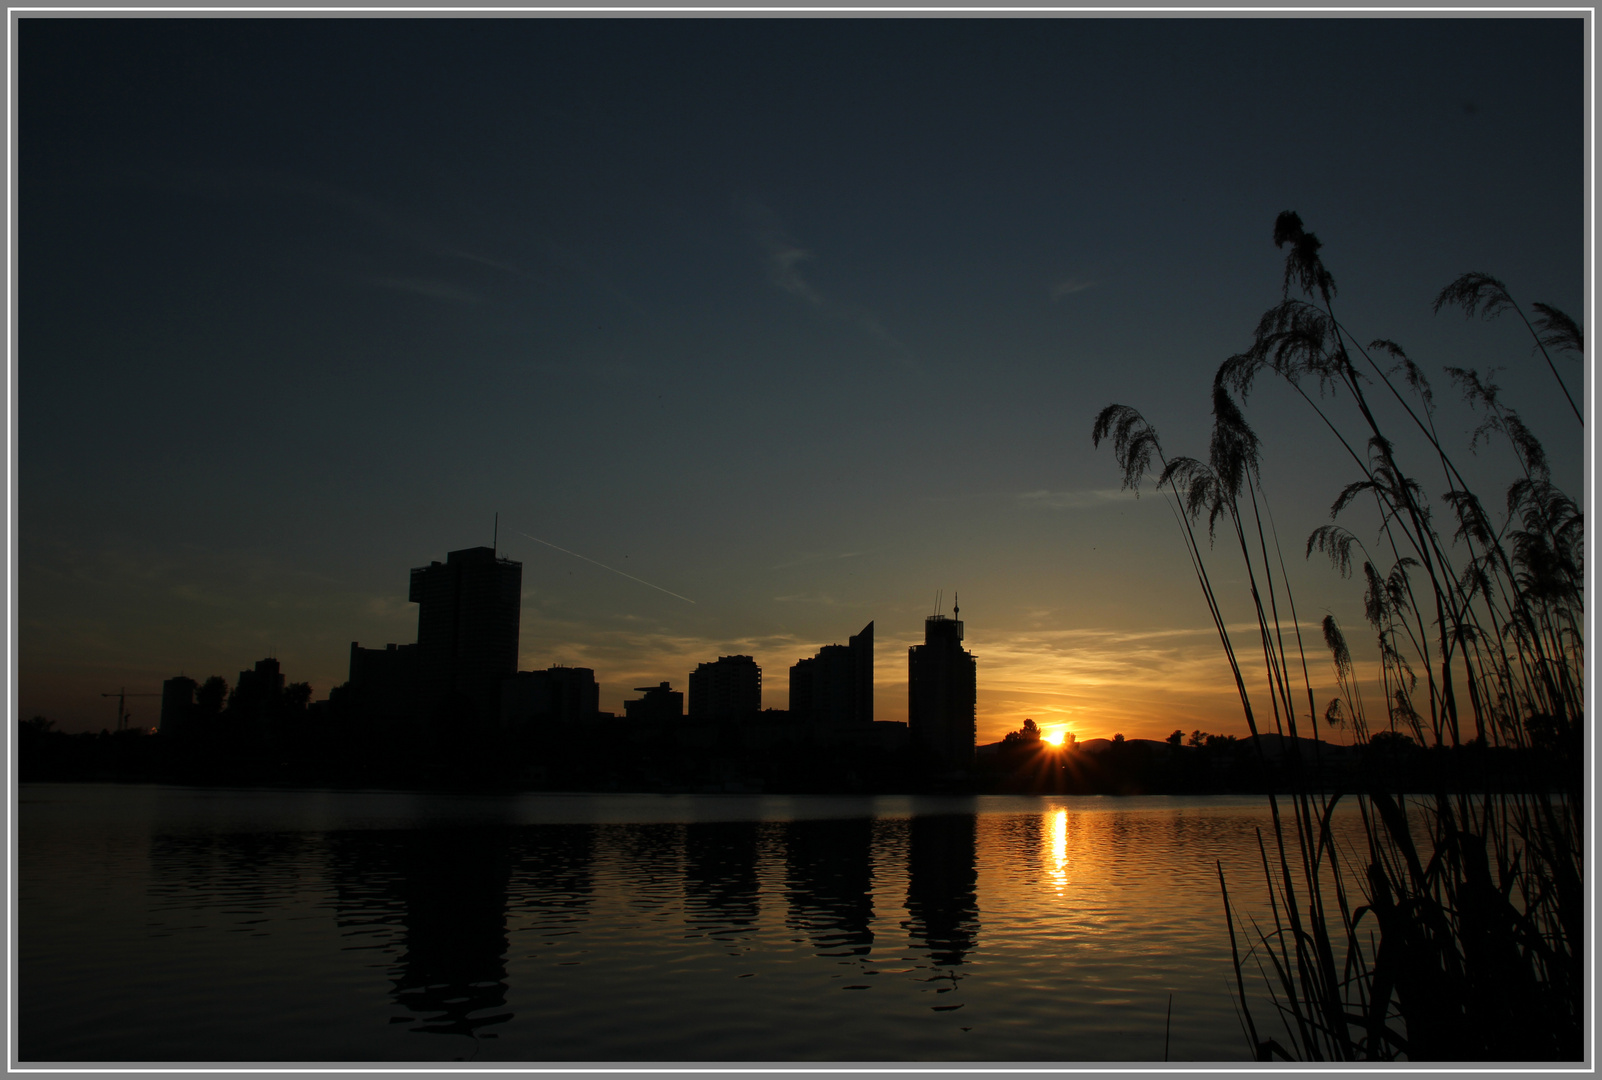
1247, 731, 1362, 763
978, 733, 1362, 756
972, 729, 1371, 796
1074, 737, 1161, 754
1067, 732, 1360, 760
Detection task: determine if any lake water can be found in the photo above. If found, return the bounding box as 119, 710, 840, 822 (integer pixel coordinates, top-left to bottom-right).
18, 783, 1350, 1064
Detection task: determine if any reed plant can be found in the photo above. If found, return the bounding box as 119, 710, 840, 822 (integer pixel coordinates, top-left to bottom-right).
1093, 213, 1583, 1061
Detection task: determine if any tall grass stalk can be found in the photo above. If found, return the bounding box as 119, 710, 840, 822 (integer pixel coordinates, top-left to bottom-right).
1093, 213, 1583, 1061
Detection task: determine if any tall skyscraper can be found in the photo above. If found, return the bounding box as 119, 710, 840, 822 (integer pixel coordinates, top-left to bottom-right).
409, 546, 522, 725
789, 621, 874, 728
908, 600, 976, 769
688, 655, 761, 719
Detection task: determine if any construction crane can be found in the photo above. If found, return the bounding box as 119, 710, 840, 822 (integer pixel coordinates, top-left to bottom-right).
100, 688, 159, 732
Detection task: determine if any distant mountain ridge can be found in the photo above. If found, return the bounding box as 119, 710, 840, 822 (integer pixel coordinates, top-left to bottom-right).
981, 732, 1364, 761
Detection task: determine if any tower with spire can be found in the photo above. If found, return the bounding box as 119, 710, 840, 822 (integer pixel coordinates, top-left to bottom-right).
908, 591, 976, 770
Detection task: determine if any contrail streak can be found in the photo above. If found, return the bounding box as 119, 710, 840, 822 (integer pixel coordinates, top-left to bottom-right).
518, 532, 696, 605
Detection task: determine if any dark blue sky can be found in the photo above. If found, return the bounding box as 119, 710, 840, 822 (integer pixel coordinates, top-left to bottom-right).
20, 16, 1586, 738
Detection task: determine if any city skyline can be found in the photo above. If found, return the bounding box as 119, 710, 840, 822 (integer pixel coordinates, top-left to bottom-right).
19, 16, 1585, 743
156, 540, 965, 738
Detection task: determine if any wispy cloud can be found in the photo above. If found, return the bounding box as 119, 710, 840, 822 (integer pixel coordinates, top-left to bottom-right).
447, 248, 521, 274
1051, 276, 1096, 299
1017, 488, 1136, 510
767, 242, 826, 307
773, 593, 842, 606
741, 200, 916, 369
129, 164, 520, 271
514, 358, 641, 384
515, 621, 815, 707
123, 164, 520, 304
360, 275, 483, 305
770, 550, 864, 571
964, 621, 1366, 744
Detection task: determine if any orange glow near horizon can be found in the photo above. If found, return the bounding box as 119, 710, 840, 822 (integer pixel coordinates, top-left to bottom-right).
1042, 727, 1067, 746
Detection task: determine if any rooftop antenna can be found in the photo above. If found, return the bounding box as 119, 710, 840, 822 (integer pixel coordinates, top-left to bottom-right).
933, 589, 941, 617
953, 592, 959, 621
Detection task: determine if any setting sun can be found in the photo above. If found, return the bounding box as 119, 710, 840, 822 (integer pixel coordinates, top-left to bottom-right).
1043, 728, 1066, 746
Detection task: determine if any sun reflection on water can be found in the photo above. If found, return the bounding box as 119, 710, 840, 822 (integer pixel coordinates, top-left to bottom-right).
1047, 807, 1068, 893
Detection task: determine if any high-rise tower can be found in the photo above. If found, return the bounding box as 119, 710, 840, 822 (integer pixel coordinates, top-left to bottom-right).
788, 621, 874, 728
409, 546, 522, 725
908, 598, 976, 769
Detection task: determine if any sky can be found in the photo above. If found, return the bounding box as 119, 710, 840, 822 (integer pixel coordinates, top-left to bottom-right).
17, 15, 1587, 742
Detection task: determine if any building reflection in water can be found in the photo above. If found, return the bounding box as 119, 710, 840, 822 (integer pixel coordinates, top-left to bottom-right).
782, 817, 875, 957
325, 826, 516, 1043
509, 823, 596, 954
902, 813, 979, 969
682, 820, 762, 948
324, 830, 407, 965
170, 809, 985, 1048
388, 826, 515, 1039
607, 822, 684, 920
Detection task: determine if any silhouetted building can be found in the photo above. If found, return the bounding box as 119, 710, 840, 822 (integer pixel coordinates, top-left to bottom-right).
347, 642, 420, 720
789, 622, 873, 728
339, 546, 521, 733
624, 681, 683, 724
159, 675, 197, 737
233, 657, 285, 704
788, 658, 816, 718
410, 546, 522, 725
688, 655, 761, 719
908, 602, 976, 770
501, 665, 600, 729
220, 657, 289, 741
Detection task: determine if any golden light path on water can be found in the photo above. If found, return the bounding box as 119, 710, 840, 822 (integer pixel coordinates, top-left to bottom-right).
1047, 806, 1069, 894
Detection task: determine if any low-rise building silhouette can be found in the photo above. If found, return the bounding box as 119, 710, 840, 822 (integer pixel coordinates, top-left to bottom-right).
688, 655, 761, 720
625, 681, 684, 725
908, 601, 976, 770
229, 658, 287, 735
233, 657, 285, 704
347, 642, 420, 720
501, 665, 600, 730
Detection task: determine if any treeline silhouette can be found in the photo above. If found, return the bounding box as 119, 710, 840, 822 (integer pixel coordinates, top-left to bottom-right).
975, 723, 1577, 796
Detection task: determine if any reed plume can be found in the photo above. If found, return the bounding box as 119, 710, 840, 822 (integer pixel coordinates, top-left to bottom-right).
1095, 215, 1583, 1061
